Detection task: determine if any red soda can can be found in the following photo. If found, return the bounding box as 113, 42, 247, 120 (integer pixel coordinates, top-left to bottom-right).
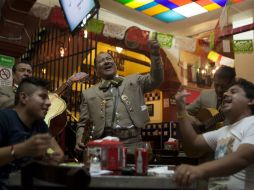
135, 148, 148, 175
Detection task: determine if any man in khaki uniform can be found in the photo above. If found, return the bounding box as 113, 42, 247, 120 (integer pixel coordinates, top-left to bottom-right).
0, 62, 32, 109
75, 40, 164, 155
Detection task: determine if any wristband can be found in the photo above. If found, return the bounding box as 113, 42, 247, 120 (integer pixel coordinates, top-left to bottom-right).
10, 145, 17, 160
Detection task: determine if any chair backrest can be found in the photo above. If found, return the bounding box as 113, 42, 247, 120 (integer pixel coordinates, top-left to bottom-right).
21, 161, 90, 190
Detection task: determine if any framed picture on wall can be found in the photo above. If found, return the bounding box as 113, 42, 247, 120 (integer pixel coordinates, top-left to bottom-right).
146, 104, 154, 116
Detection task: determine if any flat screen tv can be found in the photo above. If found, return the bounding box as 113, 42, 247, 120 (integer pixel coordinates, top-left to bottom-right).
59, 0, 100, 33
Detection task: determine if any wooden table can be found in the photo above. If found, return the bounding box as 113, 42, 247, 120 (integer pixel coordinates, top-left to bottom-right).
8, 165, 197, 190
90, 173, 197, 190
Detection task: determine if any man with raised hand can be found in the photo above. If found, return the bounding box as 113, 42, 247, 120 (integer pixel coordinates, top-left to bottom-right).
174, 78, 254, 190
75, 39, 164, 156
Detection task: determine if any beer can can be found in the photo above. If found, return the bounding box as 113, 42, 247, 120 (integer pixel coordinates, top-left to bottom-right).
122, 147, 127, 168
135, 148, 148, 175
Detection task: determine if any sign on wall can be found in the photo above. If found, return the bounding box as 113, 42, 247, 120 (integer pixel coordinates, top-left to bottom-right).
0, 54, 15, 86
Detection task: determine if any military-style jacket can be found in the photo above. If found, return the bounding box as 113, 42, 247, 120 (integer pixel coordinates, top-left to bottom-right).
77, 64, 164, 139
0, 86, 16, 109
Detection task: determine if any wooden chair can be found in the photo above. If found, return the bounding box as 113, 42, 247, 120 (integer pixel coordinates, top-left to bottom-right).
21, 161, 90, 190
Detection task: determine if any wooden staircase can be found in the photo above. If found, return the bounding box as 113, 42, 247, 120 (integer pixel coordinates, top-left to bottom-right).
0, 0, 39, 58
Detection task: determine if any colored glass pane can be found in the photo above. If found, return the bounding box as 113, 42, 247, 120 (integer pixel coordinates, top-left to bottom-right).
136, 2, 158, 11
154, 0, 178, 9
196, 0, 214, 6
126, 0, 154, 9
173, 3, 207, 18
115, 0, 133, 4
212, 0, 227, 7
231, 0, 243, 3
168, 0, 192, 6
203, 3, 221, 11
142, 4, 169, 16
153, 10, 185, 23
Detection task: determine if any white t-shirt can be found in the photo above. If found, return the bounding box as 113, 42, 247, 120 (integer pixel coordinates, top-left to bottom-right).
203, 115, 254, 190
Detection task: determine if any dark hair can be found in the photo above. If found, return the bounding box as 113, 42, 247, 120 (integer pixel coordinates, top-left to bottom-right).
12, 62, 32, 73
14, 77, 49, 105
234, 78, 254, 114
214, 66, 236, 81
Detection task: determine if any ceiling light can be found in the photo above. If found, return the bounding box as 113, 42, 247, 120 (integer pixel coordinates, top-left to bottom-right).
84, 29, 88, 38
115, 0, 242, 23
153, 10, 186, 23
173, 2, 207, 18
116, 46, 123, 53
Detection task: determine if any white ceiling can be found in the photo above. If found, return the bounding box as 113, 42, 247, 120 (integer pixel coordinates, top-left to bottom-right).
36, 0, 254, 37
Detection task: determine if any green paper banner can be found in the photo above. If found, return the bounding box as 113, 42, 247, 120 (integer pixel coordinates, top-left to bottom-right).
0, 54, 14, 68
152, 32, 173, 48
233, 40, 253, 53
86, 19, 104, 34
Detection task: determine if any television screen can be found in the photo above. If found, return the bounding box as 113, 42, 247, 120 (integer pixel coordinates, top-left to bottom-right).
59, 0, 100, 33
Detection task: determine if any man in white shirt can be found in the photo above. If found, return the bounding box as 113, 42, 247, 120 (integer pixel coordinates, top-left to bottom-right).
174, 78, 254, 190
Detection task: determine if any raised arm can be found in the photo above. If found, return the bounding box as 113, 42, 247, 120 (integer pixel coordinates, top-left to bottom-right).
0, 87, 15, 109
175, 89, 212, 157
140, 40, 164, 93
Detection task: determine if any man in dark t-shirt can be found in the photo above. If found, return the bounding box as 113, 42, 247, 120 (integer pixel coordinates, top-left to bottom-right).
0, 77, 64, 190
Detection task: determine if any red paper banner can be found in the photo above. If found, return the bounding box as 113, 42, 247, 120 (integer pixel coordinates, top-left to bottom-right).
124, 26, 150, 49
